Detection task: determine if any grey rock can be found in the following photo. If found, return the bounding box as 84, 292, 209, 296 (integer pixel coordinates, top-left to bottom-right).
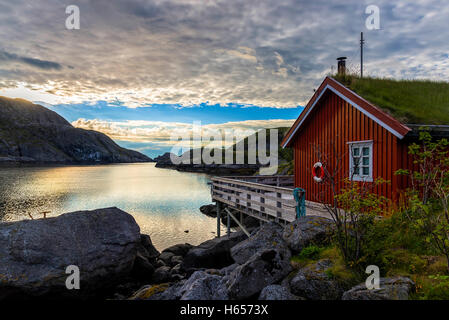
0, 207, 141, 299
162, 243, 193, 257
155, 259, 166, 268
290, 259, 344, 300
131, 251, 155, 281
170, 274, 185, 282
140, 234, 160, 261
180, 271, 228, 300
158, 252, 175, 265
219, 263, 239, 277
131, 234, 159, 281
227, 249, 292, 300
342, 277, 415, 300
231, 222, 290, 265
148, 281, 187, 300
146, 271, 229, 300
282, 216, 335, 253
258, 285, 298, 300
170, 264, 183, 275
151, 266, 172, 284
129, 282, 177, 300
199, 204, 217, 218
182, 231, 248, 270
171, 255, 184, 266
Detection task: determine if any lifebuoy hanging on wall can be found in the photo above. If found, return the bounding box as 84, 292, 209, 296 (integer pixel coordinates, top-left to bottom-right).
312, 162, 325, 183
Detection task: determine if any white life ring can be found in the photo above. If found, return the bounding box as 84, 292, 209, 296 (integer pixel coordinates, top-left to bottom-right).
312, 162, 325, 183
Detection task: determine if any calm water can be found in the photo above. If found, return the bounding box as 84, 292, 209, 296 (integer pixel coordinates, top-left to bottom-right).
0, 163, 225, 250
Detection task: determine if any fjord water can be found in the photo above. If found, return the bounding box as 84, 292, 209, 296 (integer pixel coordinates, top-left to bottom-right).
0, 163, 223, 250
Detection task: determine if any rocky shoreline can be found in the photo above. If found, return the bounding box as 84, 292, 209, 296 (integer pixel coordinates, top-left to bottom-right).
0, 207, 416, 300
154, 152, 260, 175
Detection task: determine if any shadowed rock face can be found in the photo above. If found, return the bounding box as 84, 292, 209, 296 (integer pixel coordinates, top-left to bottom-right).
181, 231, 249, 270
290, 259, 345, 300
231, 222, 290, 265
0, 207, 142, 299
0, 96, 152, 164
227, 249, 292, 300
282, 216, 335, 253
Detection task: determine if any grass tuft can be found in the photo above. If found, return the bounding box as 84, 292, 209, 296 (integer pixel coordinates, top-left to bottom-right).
332, 74, 449, 125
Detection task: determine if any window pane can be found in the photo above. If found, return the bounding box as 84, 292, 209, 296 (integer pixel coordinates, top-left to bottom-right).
362, 147, 370, 156
353, 158, 360, 166
353, 148, 360, 156
362, 157, 369, 165
362, 167, 369, 175
354, 167, 360, 175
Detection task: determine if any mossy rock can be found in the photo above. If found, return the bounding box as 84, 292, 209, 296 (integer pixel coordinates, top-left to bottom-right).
129, 283, 170, 300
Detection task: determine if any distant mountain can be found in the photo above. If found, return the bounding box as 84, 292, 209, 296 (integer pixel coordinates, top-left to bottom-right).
155, 127, 293, 175
0, 96, 152, 164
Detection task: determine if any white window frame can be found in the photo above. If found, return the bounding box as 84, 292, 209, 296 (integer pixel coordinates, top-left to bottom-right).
348, 140, 373, 182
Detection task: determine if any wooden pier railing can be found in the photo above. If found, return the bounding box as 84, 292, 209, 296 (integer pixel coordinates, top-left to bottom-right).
211, 175, 298, 227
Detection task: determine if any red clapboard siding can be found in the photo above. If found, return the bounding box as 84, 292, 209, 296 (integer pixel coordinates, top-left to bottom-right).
292, 90, 406, 204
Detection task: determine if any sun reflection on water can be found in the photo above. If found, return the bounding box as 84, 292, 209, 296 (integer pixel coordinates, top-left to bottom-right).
0, 163, 225, 250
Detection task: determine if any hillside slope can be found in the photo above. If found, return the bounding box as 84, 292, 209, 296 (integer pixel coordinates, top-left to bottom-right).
0, 96, 152, 164
155, 127, 293, 175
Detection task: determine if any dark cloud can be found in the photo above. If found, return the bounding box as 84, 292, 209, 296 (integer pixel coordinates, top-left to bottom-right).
0, 51, 62, 70
0, 0, 448, 107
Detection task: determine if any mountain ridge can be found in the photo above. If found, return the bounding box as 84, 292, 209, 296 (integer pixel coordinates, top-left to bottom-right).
0, 96, 152, 164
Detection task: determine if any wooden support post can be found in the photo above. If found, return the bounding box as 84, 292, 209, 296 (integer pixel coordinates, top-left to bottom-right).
276, 192, 282, 223
216, 202, 221, 238
225, 208, 251, 237
227, 208, 231, 237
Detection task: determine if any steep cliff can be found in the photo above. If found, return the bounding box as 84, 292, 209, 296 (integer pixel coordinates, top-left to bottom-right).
0, 96, 152, 164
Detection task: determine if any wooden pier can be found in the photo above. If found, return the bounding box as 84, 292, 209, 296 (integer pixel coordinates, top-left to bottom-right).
210, 175, 305, 237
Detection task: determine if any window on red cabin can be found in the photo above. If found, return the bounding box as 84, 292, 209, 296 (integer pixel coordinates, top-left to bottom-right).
349, 141, 373, 182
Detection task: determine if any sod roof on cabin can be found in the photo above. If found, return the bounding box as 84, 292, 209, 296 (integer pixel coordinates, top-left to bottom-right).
332, 75, 449, 125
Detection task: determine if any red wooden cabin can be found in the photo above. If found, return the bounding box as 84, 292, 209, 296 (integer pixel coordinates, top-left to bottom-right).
281, 75, 449, 207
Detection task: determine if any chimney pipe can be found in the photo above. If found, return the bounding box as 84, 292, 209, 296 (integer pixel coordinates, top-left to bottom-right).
337, 57, 347, 75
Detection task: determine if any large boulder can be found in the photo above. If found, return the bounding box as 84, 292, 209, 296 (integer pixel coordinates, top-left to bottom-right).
230, 222, 290, 264
179, 271, 228, 300
139, 234, 160, 262
151, 266, 172, 284
132, 271, 229, 300
162, 243, 193, 257
227, 249, 292, 300
282, 216, 335, 253
158, 252, 176, 265
182, 231, 248, 270
131, 234, 159, 281
258, 285, 298, 300
342, 277, 415, 300
0, 207, 142, 299
289, 259, 345, 300
199, 204, 217, 218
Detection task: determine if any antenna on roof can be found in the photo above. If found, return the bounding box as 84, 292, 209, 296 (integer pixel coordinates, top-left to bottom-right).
360, 32, 365, 78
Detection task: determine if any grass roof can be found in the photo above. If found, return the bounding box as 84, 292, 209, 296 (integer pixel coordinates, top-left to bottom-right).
332, 74, 449, 125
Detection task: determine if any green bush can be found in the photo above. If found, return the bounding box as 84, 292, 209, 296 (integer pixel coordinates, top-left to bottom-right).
417, 275, 449, 300
297, 245, 323, 260
361, 210, 439, 276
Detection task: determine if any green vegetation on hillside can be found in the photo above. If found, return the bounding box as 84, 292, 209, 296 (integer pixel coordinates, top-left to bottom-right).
333, 74, 449, 125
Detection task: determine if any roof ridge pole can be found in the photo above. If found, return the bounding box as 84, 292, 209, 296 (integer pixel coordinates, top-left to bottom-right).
360, 32, 364, 78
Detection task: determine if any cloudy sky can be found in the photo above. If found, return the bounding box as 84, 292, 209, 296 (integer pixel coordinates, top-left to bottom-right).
1, 0, 448, 157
